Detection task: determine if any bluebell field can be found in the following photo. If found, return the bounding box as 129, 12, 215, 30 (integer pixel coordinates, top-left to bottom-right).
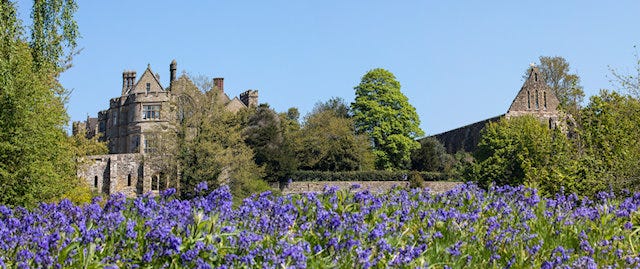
1, 182, 639, 268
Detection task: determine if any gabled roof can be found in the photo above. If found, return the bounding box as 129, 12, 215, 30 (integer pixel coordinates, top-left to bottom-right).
507, 66, 560, 115
123, 64, 164, 95
225, 97, 247, 113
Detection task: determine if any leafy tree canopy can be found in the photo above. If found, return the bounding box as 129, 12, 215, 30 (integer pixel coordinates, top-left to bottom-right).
0, 0, 79, 207
468, 115, 577, 195
299, 99, 374, 172
351, 68, 424, 170
529, 56, 584, 116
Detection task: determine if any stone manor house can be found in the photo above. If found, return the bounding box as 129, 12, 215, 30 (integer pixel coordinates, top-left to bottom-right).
73, 60, 258, 197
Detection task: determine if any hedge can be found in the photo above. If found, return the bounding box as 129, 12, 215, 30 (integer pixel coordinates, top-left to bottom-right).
288, 170, 448, 182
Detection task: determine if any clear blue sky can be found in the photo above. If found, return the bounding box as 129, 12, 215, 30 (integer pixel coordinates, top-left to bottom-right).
16, 1, 640, 135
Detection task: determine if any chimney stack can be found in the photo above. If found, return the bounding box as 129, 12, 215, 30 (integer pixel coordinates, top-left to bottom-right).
129, 71, 137, 89
122, 71, 128, 91
169, 59, 177, 86
122, 71, 137, 95
213, 77, 224, 92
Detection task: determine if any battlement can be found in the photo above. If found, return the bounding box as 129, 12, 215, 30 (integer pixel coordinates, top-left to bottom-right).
240, 90, 258, 107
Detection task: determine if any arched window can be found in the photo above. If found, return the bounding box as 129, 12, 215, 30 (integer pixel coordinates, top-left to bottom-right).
527, 91, 531, 109
94, 176, 98, 188
151, 176, 158, 191
535, 73, 538, 82
535, 90, 539, 109
127, 174, 132, 187
543, 92, 547, 109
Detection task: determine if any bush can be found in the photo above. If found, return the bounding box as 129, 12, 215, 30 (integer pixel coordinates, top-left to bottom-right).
408, 171, 425, 188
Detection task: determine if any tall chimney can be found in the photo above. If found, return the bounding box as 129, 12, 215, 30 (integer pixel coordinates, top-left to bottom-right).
170, 59, 177, 86
213, 77, 224, 92
129, 71, 137, 89
122, 71, 127, 93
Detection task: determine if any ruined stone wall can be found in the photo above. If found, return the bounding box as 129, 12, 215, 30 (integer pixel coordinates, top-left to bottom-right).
430, 115, 502, 154
275, 181, 462, 194
78, 153, 145, 197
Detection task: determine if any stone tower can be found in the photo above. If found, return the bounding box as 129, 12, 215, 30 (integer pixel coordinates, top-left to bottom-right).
240, 90, 258, 107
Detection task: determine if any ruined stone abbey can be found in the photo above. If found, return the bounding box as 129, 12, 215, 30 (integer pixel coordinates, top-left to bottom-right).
73, 60, 258, 197
430, 65, 566, 153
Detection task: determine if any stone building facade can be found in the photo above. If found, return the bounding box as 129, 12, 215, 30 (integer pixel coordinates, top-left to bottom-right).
74, 60, 259, 196
431, 65, 564, 153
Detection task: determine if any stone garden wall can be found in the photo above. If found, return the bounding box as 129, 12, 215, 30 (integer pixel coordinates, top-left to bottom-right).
276, 181, 462, 194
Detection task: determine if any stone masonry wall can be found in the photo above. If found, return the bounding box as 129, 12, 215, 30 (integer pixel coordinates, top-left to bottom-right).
276, 181, 462, 195
431, 115, 502, 154
78, 153, 144, 197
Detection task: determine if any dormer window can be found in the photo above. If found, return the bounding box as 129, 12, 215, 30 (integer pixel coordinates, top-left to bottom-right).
146, 83, 151, 94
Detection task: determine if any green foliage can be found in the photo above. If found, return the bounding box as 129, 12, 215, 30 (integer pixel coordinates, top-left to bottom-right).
468, 115, 577, 195
244, 104, 298, 182
411, 137, 454, 173
70, 127, 108, 157
58, 178, 93, 204
30, 0, 79, 72
407, 171, 425, 188
298, 98, 374, 172
0, 0, 79, 207
577, 90, 640, 193
291, 170, 446, 182
351, 68, 424, 170
534, 56, 584, 116
310, 96, 351, 118
166, 78, 269, 200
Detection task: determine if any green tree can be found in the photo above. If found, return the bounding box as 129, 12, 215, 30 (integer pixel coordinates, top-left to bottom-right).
468, 115, 577, 195
351, 68, 424, 170
577, 90, 640, 193
163, 77, 269, 201
411, 137, 453, 173
243, 104, 298, 182
70, 127, 108, 158
310, 96, 351, 118
0, 0, 79, 207
298, 99, 374, 171
533, 56, 584, 115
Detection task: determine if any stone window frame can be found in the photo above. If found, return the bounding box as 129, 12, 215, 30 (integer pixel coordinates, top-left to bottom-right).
142, 104, 161, 120
543, 91, 547, 109
146, 83, 151, 94
144, 135, 157, 154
